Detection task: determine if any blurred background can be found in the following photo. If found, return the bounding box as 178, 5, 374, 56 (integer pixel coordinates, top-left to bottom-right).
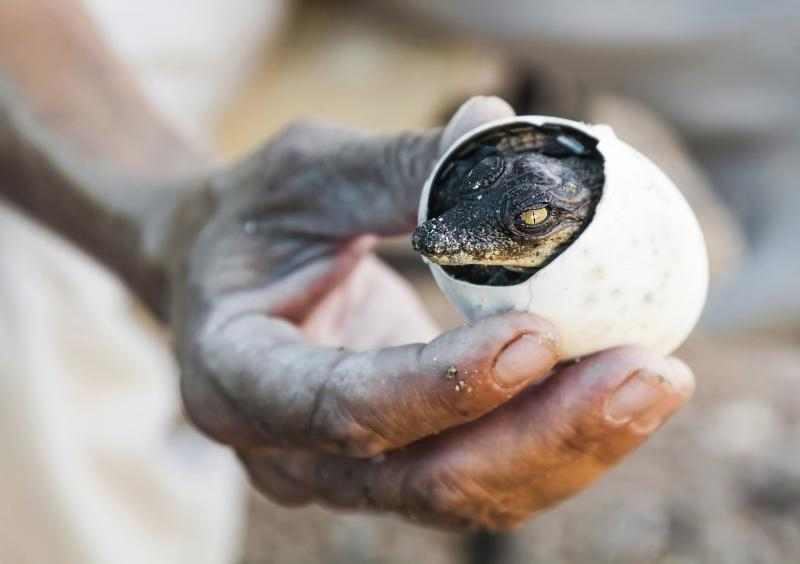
4, 0, 800, 562
196, 1, 800, 561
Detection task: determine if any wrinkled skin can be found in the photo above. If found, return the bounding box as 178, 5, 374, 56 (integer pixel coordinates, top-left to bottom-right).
412, 124, 603, 269
172, 97, 694, 532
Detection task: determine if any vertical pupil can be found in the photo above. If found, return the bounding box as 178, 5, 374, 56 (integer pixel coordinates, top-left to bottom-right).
521, 208, 548, 225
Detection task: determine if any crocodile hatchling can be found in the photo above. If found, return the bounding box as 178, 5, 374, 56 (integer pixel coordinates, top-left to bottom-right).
411, 123, 605, 286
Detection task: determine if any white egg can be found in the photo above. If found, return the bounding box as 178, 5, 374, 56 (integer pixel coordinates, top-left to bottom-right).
418, 116, 708, 358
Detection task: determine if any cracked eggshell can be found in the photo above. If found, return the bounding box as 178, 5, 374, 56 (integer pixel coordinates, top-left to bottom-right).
418, 116, 708, 358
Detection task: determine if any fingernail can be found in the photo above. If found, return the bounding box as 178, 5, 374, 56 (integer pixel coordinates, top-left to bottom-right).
629, 395, 682, 435
494, 334, 558, 387
606, 370, 670, 424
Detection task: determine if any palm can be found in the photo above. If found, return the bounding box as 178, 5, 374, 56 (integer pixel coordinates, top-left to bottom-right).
300, 253, 440, 351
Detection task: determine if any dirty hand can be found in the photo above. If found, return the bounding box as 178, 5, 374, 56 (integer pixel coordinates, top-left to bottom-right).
171, 97, 695, 531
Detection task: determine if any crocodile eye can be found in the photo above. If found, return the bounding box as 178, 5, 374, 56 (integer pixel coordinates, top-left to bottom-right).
463, 155, 505, 191
518, 207, 549, 226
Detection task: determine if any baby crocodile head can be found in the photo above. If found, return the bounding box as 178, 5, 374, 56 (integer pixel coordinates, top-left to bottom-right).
412, 123, 603, 276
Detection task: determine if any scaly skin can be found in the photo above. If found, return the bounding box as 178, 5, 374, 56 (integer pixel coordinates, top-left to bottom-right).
412, 123, 604, 274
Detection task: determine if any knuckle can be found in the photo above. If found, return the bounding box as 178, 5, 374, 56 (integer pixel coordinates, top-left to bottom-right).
383, 130, 436, 186
406, 469, 524, 532
421, 482, 461, 516
307, 382, 385, 457
241, 463, 311, 508
547, 419, 605, 463
273, 119, 323, 163
407, 471, 467, 516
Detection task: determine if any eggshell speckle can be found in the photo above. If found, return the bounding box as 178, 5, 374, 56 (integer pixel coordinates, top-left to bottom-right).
418, 116, 708, 358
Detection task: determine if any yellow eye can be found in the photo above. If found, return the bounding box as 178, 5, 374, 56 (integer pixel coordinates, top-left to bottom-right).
520, 207, 549, 225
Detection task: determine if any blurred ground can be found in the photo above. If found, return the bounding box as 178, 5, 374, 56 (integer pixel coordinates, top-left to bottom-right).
214, 1, 800, 562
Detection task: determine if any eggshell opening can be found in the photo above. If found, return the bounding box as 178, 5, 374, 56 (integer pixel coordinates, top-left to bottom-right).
418, 116, 709, 358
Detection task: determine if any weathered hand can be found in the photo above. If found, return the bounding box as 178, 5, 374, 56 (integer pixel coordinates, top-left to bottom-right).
171, 97, 694, 531
240, 347, 692, 531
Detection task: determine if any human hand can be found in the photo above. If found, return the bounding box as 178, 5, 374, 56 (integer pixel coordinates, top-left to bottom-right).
170, 97, 694, 531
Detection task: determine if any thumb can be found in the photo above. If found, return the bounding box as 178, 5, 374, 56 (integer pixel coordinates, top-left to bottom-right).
312, 96, 517, 236
441, 95, 516, 150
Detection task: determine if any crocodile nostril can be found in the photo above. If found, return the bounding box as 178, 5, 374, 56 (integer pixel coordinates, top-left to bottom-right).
410, 226, 426, 253
412, 219, 462, 257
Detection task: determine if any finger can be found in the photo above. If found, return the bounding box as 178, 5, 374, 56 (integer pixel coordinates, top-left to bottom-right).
526, 375, 692, 513
300, 254, 442, 349
239, 448, 314, 507
265, 96, 516, 236
440, 95, 516, 149
241, 347, 693, 531
183, 311, 560, 456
